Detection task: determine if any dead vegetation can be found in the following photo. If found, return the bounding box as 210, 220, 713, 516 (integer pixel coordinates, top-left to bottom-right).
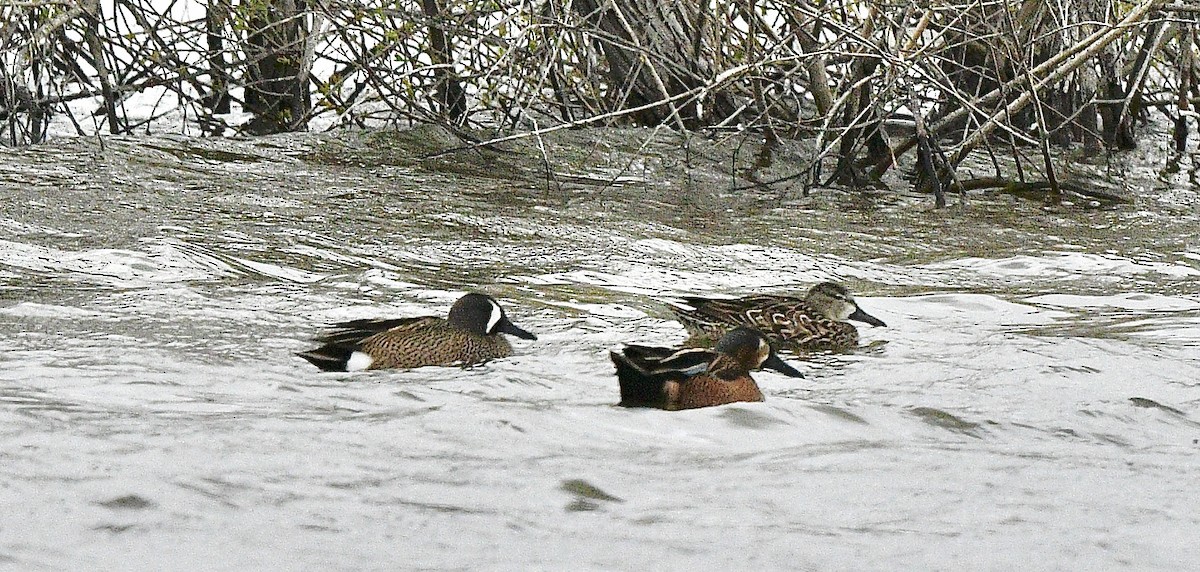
1, 0, 1196, 203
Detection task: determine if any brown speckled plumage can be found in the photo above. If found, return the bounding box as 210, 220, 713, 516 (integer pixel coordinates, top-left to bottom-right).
669, 282, 886, 352
612, 327, 802, 410
354, 317, 515, 368
666, 368, 765, 410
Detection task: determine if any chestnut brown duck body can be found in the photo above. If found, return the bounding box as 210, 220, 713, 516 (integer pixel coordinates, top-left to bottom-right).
612, 327, 803, 410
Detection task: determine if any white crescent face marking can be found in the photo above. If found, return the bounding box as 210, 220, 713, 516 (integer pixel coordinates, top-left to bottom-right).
346, 351, 374, 371
486, 300, 503, 334
837, 302, 856, 321
757, 338, 770, 366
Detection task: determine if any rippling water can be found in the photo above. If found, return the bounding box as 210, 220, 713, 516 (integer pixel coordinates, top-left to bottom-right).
2, 129, 1199, 570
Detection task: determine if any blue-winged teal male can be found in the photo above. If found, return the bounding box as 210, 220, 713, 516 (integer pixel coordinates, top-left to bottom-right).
667, 282, 886, 351
612, 327, 803, 410
297, 292, 536, 371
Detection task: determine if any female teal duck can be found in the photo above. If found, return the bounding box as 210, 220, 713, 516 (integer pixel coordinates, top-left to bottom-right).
612, 327, 803, 410
667, 281, 886, 351
298, 292, 536, 371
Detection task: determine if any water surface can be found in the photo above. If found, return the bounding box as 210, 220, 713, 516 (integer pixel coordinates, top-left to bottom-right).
1, 129, 1199, 570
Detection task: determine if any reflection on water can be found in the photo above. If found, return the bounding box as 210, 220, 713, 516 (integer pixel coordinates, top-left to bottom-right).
1, 131, 1199, 570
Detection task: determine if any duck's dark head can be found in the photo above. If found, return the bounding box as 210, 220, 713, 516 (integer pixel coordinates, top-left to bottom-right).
714, 327, 803, 378
447, 293, 537, 340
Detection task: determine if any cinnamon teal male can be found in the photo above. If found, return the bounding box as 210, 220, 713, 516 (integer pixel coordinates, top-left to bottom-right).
612, 327, 803, 410
667, 281, 886, 351
298, 292, 537, 371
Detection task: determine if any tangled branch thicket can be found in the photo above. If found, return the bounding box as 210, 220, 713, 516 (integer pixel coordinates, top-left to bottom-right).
1, 0, 1197, 198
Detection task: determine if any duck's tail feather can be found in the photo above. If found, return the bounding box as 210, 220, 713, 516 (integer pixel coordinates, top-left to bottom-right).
297, 345, 354, 372
611, 350, 669, 408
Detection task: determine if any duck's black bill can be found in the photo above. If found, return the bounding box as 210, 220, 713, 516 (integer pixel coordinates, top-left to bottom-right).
762, 353, 804, 378
499, 319, 538, 340
848, 306, 887, 327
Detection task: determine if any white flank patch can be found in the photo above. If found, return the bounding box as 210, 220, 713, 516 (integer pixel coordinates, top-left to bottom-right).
486, 301, 503, 333
346, 351, 374, 371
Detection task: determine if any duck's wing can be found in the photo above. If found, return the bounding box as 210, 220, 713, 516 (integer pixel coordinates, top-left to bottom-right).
297, 317, 443, 372
680, 295, 799, 323
311, 316, 438, 346
669, 295, 780, 336
612, 345, 712, 408
676, 295, 828, 342
620, 345, 714, 377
